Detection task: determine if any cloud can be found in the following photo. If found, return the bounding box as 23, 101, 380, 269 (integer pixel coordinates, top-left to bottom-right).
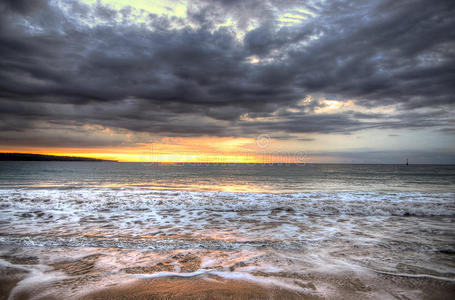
0, 0, 454, 147
0, 0, 48, 15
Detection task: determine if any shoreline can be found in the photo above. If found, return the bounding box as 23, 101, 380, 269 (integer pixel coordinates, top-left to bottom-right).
2, 270, 454, 300
79, 276, 314, 300
1, 247, 455, 300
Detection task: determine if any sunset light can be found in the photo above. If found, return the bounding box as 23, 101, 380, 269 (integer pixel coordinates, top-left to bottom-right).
0, 1, 454, 299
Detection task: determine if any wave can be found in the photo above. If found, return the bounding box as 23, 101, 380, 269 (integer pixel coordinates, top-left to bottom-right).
0, 188, 454, 216
0, 235, 279, 250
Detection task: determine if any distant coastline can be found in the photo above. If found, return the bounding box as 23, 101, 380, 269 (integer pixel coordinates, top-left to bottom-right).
0, 153, 116, 162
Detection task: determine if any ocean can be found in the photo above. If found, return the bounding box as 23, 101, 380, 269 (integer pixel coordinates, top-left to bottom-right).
0, 162, 454, 299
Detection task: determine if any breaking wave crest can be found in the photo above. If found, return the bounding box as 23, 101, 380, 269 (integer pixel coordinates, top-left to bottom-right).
0, 188, 454, 216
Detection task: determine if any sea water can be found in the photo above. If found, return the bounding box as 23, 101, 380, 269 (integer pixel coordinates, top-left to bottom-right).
0, 162, 454, 298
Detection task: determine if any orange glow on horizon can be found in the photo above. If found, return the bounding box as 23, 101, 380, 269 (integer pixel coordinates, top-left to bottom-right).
0, 137, 319, 163
0, 150, 311, 163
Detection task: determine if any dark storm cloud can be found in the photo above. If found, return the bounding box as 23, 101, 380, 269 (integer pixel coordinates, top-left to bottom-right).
303, 2, 455, 109
0, 0, 48, 15
0, 0, 454, 145
240, 108, 454, 135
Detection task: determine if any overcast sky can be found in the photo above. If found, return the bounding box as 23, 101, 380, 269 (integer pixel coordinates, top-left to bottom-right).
0, 0, 454, 163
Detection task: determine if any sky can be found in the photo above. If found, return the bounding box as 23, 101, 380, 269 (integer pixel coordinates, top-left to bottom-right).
0, 0, 454, 163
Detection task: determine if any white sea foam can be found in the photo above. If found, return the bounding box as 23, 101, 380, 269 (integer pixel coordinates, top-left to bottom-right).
0, 188, 453, 216
0, 188, 454, 262
371, 270, 455, 282
137, 269, 212, 278
137, 269, 307, 292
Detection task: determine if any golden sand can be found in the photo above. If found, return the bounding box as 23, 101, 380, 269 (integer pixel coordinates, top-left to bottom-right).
80, 276, 318, 300
2, 252, 454, 300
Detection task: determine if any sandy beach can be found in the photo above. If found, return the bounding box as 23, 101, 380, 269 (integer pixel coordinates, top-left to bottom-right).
0, 251, 313, 299
1, 246, 455, 300
80, 277, 312, 300
2, 266, 454, 300
2, 275, 310, 300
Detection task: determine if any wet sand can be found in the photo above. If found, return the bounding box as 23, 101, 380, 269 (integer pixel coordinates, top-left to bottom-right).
0, 265, 313, 300
3, 271, 454, 300
80, 276, 315, 300
2, 256, 455, 300
0, 267, 28, 300
0, 252, 316, 300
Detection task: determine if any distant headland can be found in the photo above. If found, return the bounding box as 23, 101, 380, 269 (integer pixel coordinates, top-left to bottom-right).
0, 153, 116, 162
